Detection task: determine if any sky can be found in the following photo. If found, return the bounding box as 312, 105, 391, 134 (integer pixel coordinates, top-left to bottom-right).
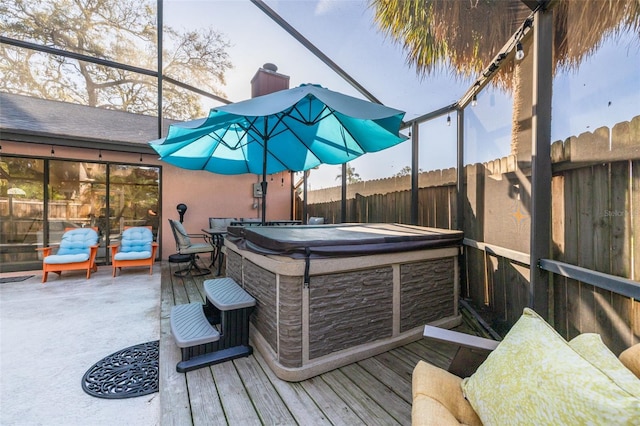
163, 0, 471, 116
163, 0, 640, 189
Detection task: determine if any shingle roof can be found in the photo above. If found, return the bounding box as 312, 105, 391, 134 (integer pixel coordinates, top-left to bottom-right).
0, 92, 177, 153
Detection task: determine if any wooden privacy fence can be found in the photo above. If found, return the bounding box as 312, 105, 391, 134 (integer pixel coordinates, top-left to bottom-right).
300, 115, 640, 353
303, 183, 456, 228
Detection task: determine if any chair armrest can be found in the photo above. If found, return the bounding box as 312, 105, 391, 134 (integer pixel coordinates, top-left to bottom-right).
36, 246, 53, 256
619, 343, 640, 379
424, 325, 500, 378
423, 325, 500, 351
192, 233, 215, 245
413, 361, 482, 425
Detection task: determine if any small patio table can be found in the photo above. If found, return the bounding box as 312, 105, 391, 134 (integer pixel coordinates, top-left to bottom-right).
201, 227, 226, 276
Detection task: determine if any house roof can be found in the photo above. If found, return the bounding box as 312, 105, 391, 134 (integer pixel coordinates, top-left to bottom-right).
0, 92, 176, 153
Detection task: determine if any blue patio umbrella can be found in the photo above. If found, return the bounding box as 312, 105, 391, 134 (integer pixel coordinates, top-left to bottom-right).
149, 84, 407, 224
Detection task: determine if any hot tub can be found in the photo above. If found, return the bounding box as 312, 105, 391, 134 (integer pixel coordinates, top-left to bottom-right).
224, 223, 463, 381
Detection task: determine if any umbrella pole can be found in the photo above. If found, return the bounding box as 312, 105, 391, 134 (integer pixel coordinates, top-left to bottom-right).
261, 122, 268, 226
260, 178, 267, 226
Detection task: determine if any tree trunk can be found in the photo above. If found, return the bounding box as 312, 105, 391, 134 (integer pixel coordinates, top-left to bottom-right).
510, 38, 534, 162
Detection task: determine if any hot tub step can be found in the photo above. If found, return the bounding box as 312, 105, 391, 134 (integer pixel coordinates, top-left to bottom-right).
170, 302, 220, 348
204, 277, 256, 310
176, 345, 254, 373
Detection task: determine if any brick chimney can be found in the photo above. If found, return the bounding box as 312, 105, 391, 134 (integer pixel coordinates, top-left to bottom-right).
251, 63, 290, 98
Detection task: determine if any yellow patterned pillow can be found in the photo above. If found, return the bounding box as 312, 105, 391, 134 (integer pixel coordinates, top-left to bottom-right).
461, 308, 640, 425
569, 333, 640, 397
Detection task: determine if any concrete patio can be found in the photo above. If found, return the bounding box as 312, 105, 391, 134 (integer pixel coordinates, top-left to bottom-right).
1, 256, 497, 426
0, 266, 161, 426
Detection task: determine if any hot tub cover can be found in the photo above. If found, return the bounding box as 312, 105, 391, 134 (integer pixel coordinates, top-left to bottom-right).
227, 223, 463, 259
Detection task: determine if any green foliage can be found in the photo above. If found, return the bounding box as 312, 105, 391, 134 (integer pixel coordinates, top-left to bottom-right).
394, 165, 411, 177
0, 0, 232, 120
369, 0, 640, 85
0, 158, 45, 199
335, 164, 362, 184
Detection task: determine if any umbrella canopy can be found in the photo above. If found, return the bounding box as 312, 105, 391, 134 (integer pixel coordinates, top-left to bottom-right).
7, 187, 26, 196
150, 84, 407, 224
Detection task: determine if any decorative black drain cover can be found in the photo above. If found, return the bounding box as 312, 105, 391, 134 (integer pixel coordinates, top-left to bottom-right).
81, 340, 159, 399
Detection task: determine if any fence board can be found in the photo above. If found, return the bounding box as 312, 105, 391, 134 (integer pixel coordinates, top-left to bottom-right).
593, 288, 614, 351
551, 175, 567, 335
436, 187, 448, 229
504, 260, 528, 326
592, 164, 610, 273
610, 162, 631, 278
464, 164, 485, 241
485, 254, 499, 315
555, 276, 568, 339
592, 164, 613, 344
633, 300, 640, 345
610, 293, 633, 354
491, 254, 505, 322
464, 247, 485, 305
577, 167, 594, 269
565, 169, 581, 338
579, 284, 597, 334
449, 185, 457, 229
633, 160, 640, 281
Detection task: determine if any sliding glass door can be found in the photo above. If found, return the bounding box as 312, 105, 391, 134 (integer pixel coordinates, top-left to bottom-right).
1, 155, 160, 272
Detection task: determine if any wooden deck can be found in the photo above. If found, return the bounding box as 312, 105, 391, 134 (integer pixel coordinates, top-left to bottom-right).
159, 260, 474, 426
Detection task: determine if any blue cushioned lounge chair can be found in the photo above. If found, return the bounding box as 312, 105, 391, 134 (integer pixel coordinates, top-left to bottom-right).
109, 226, 158, 277
37, 227, 99, 283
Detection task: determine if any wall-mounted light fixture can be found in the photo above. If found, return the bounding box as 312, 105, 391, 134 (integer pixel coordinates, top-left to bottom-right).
50, 146, 55, 157
98, 150, 102, 159
472, 95, 478, 107
446, 114, 451, 126
176, 203, 187, 223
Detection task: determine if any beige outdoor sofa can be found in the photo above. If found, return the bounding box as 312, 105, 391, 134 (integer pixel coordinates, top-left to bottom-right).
412, 308, 640, 425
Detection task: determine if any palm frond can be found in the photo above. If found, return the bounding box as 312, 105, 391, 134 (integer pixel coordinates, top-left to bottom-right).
370, 0, 640, 88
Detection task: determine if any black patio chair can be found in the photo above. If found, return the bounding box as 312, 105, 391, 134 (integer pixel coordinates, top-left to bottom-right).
168, 219, 213, 277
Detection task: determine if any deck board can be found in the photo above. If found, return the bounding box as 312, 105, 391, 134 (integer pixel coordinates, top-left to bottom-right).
321, 368, 402, 425
187, 367, 226, 426
357, 357, 412, 403
212, 361, 262, 425
159, 259, 490, 425
253, 350, 332, 424
159, 263, 192, 426
233, 356, 298, 425
300, 375, 367, 425
340, 363, 411, 424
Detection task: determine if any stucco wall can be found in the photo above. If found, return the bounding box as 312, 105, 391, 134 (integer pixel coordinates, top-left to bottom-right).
160, 164, 292, 258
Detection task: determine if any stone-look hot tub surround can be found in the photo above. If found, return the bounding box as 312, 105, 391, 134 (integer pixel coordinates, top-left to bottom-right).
225, 224, 462, 381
